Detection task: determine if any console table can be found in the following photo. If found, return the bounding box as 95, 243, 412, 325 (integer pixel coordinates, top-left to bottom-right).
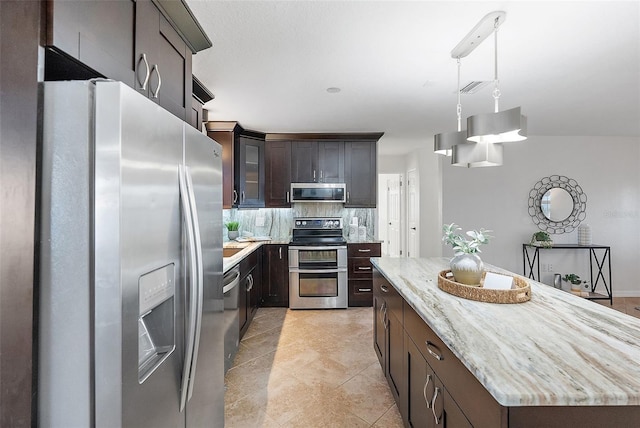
522, 243, 612, 304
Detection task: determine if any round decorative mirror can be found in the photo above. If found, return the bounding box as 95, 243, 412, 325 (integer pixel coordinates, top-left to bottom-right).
541, 187, 574, 221
528, 175, 587, 233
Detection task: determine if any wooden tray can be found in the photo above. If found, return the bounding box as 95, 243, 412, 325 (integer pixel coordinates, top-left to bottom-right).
437, 270, 531, 304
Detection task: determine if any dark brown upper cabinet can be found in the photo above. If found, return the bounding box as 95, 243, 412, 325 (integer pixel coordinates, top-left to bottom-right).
290, 140, 344, 183
44, 0, 211, 123
236, 135, 265, 208
265, 140, 292, 208
266, 133, 382, 207
344, 141, 377, 207
206, 122, 265, 209
45, 0, 136, 85
135, 0, 191, 120
190, 76, 214, 130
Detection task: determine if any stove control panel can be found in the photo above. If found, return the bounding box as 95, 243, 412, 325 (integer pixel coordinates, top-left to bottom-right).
293, 217, 343, 229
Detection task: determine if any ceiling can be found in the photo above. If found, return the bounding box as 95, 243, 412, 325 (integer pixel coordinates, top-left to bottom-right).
187, 1, 640, 155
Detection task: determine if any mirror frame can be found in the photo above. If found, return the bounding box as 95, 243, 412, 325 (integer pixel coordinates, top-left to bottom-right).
528, 175, 587, 233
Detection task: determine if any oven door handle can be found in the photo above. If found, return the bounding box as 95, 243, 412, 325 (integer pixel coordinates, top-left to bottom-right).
289, 268, 347, 274
288, 246, 347, 251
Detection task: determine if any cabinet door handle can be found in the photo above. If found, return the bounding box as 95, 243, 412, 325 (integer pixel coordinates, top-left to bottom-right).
241, 191, 245, 202
320, 170, 323, 180
357, 288, 372, 292
347, 191, 350, 203
150, 64, 161, 98
286, 191, 290, 203
357, 266, 372, 271
380, 284, 389, 293
432, 386, 442, 425
423, 374, 433, 409
279, 247, 282, 260
313, 170, 316, 181
378, 302, 386, 326
233, 190, 238, 203
358, 248, 371, 253
137, 53, 150, 90
426, 341, 443, 361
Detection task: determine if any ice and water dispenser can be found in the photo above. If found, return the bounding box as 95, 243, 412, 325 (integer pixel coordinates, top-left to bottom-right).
138, 264, 176, 383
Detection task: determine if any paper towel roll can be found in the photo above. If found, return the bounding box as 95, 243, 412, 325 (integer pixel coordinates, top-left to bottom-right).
358, 226, 366, 242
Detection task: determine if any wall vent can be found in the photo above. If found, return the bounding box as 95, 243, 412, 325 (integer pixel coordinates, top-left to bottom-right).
459, 81, 490, 94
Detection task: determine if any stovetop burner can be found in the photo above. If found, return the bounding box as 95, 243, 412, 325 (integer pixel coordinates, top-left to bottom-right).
290, 217, 346, 246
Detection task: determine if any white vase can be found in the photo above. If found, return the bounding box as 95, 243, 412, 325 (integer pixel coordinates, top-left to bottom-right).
450, 253, 484, 286
228, 230, 239, 240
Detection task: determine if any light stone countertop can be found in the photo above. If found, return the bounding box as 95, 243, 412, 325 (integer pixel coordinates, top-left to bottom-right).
222, 240, 291, 273
370, 257, 640, 407
223, 242, 263, 274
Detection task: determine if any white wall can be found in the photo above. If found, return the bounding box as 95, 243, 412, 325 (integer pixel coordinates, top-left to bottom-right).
442, 136, 640, 297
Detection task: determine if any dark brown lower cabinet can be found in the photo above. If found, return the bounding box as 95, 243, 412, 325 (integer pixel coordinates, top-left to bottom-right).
239, 247, 261, 339
347, 242, 381, 307
387, 309, 404, 404
405, 333, 471, 428
374, 265, 640, 428
373, 269, 404, 405
261, 244, 289, 307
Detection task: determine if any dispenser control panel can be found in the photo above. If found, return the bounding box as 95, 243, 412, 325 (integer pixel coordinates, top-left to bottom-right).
139, 264, 175, 315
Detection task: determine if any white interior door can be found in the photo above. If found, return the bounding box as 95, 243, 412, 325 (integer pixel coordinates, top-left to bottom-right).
387, 174, 402, 257
407, 169, 419, 258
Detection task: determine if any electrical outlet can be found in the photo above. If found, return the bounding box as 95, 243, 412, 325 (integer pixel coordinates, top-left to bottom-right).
548, 264, 553, 272
255, 215, 265, 227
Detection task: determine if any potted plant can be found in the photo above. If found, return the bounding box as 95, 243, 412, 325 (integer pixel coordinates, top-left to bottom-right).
442, 223, 491, 286
225, 221, 240, 240
530, 231, 553, 248
562, 273, 586, 292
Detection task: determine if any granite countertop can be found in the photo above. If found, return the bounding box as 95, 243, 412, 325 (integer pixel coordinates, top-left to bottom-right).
223, 240, 290, 273
223, 242, 263, 273
370, 257, 640, 407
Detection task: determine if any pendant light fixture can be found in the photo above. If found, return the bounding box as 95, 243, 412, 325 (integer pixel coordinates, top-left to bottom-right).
466, 16, 527, 144
434, 58, 467, 156
434, 11, 507, 167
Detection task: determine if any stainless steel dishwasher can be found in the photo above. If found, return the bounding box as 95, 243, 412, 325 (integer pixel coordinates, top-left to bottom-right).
222, 267, 240, 374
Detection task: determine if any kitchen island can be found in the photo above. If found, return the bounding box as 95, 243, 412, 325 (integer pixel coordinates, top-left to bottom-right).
371, 257, 640, 427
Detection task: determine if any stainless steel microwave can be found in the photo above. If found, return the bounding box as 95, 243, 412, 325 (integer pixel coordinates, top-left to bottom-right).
290, 183, 346, 203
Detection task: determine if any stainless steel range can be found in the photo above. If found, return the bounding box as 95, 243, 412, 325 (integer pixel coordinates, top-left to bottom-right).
289, 217, 348, 309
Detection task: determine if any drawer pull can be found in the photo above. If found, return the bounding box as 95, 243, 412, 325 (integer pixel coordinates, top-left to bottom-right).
426, 341, 443, 361
423, 374, 433, 409
380, 285, 389, 293
357, 248, 371, 253
432, 386, 442, 425
357, 288, 372, 292
357, 266, 372, 271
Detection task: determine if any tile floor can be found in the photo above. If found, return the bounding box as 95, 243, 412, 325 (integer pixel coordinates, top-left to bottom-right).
224, 307, 403, 427
595, 296, 640, 318
224, 298, 640, 427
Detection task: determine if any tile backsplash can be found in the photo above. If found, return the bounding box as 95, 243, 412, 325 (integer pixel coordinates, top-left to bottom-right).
223, 203, 376, 242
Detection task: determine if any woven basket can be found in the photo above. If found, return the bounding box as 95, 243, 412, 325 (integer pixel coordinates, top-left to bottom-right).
437, 270, 531, 304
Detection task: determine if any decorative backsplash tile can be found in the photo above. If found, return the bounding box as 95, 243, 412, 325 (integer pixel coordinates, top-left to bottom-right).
223, 204, 376, 242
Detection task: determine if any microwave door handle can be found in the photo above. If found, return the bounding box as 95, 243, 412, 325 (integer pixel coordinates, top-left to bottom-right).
178, 165, 198, 412
184, 167, 204, 402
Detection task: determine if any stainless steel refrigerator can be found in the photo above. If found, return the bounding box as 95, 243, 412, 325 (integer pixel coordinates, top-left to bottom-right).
38, 80, 224, 428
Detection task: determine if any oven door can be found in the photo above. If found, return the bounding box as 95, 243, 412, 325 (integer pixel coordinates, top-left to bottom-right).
289, 246, 347, 269
289, 268, 348, 309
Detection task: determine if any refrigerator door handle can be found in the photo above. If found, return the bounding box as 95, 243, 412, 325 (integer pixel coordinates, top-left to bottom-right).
178, 165, 199, 412
184, 166, 204, 402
